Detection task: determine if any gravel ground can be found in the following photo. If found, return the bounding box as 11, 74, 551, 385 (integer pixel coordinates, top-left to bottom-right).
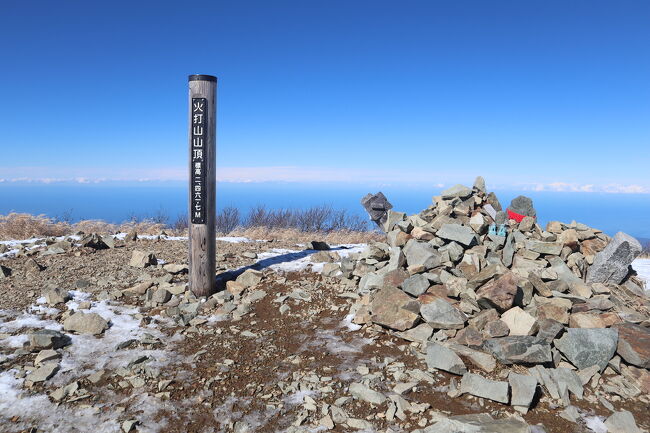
0, 235, 648, 433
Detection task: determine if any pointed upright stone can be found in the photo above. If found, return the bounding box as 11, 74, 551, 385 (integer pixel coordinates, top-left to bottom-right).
473, 176, 486, 194
586, 232, 642, 285
509, 372, 537, 411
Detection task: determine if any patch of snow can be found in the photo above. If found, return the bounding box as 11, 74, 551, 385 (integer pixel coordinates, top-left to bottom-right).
1, 333, 28, 348
205, 314, 229, 323
255, 243, 366, 273
0, 248, 19, 259
55, 294, 179, 382
342, 314, 362, 331
69, 290, 92, 300
0, 234, 81, 259
112, 233, 251, 243
29, 304, 60, 315
284, 389, 319, 405
162, 235, 187, 241
0, 290, 183, 385
127, 234, 157, 240
0, 312, 63, 332
65, 290, 92, 310
0, 233, 265, 260
212, 396, 246, 426
0, 291, 184, 389
0, 237, 44, 247
301, 328, 372, 355
584, 415, 608, 433
216, 236, 251, 243
130, 234, 187, 241
256, 248, 318, 273
0, 369, 173, 433
336, 244, 367, 257
0, 370, 120, 433
632, 258, 649, 288
0, 235, 75, 259
212, 395, 282, 432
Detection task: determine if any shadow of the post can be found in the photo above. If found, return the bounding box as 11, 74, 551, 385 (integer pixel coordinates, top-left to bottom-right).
214, 246, 350, 291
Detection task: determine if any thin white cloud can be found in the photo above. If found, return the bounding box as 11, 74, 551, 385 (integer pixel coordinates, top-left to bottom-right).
1, 165, 649, 194
602, 184, 648, 194
520, 182, 648, 194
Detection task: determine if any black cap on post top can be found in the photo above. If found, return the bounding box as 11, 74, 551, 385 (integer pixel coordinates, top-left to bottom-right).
188, 74, 217, 82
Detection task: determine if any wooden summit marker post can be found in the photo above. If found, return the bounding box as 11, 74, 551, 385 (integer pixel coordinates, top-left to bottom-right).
188, 74, 217, 297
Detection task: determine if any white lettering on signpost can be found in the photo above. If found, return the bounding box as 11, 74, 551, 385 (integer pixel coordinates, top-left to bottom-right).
191, 98, 208, 224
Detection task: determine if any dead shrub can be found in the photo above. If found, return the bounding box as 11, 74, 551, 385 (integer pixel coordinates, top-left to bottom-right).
242, 205, 370, 233
216, 207, 240, 234
1, 203, 376, 242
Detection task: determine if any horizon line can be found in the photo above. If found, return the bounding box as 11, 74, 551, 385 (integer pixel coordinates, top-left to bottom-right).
0, 176, 648, 195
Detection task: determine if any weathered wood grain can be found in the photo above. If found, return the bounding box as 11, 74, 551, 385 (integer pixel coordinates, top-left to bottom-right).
188, 75, 217, 297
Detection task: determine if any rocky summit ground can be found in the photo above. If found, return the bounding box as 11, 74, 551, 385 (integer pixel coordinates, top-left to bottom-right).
0, 208, 649, 433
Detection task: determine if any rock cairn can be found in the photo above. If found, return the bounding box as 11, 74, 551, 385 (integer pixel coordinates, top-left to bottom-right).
334, 177, 649, 416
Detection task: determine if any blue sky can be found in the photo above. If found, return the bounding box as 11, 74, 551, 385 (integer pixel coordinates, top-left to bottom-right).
1, 0, 649, 192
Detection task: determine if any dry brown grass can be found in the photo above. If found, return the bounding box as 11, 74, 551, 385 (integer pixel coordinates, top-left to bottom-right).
229, 227, 384, 244
0, 213, 380, 244
0, 213, 71, 240
0, 213, 178, 241
73, 220, 172, 237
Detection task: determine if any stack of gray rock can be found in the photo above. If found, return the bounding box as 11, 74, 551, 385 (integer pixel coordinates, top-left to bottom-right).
329, 177, 650, 419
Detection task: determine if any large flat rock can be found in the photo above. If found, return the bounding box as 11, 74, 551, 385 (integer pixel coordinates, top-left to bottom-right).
460, 373, 509, 404
483, 336, 552, 365
554, 328, 618, 371
436, 224, 478, 247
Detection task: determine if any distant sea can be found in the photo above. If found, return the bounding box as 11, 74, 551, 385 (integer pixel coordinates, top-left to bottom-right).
1, 182, 649, 240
